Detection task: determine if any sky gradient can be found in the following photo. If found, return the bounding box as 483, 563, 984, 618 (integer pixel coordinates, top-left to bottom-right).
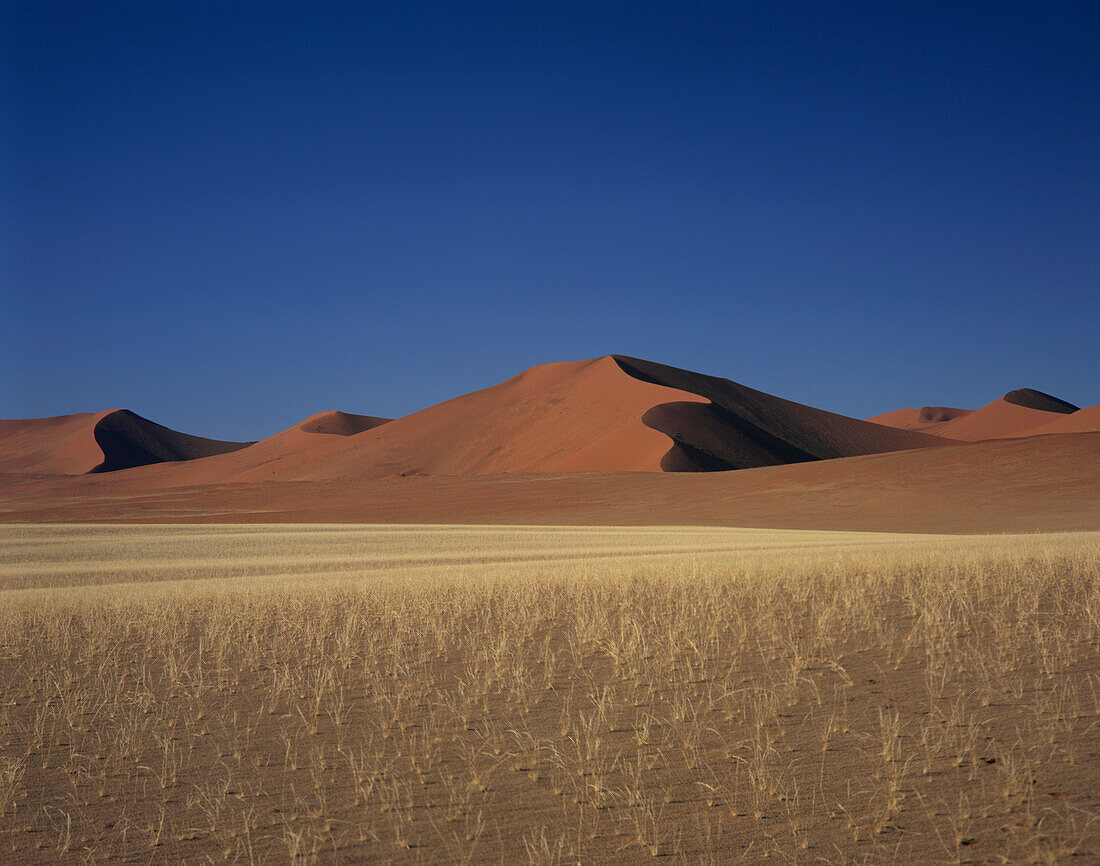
4, 1, 1098, 441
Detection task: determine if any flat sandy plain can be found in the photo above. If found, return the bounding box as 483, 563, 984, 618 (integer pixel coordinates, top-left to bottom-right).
1, 525, 1098, 863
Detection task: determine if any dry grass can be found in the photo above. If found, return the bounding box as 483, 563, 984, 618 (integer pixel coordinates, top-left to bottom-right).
0, 524, 1098, 863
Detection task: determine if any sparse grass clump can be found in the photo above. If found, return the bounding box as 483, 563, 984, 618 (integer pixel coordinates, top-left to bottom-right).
0, 525, 1097, 863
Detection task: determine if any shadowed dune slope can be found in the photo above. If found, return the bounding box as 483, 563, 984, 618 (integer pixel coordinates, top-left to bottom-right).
610, 356, 948, 471
0, 410, 252, 475
1003, 388, 1079, 414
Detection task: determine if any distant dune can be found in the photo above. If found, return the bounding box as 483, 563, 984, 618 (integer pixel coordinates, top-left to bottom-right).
866, 406, 973, 434
938, 396, 1076, 441
297, 410, 390, 436
1012, 405, 1100, 437
869, 389, 1081, 442
91, 409, 393, 485
0, 409, 251, 476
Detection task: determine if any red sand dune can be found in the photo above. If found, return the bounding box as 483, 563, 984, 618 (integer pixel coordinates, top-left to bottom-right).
297, 410, 390, 436
3, 356, 948, 487
180, 354, 947, 483
0, 409, 251, 476
230, 356, 713, 480
0, 355, 1094, 532
869, 388, 1080, 442
866, 406, 973, 435
94, 409, 393, 486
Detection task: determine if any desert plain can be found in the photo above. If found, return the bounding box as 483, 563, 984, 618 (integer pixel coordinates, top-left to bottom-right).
2, 355, 1099, 863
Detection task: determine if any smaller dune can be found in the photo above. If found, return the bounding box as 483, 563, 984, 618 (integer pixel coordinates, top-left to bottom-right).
297, 411, 391, 436
932, 393, 1078, 441
917, 406, 972, 424
870, 389, 1082, 442
865, 406, 973, 434
97, 409, 394, 486
0, 410, 251, 476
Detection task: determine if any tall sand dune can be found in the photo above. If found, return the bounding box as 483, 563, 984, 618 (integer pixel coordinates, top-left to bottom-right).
252, 356, 713, 480
0, 410, 251, 476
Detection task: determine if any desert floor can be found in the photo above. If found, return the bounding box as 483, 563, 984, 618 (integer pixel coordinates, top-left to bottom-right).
1, 525, 1098, 863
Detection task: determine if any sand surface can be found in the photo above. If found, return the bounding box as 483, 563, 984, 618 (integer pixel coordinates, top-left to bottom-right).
1, 525, 1097, 863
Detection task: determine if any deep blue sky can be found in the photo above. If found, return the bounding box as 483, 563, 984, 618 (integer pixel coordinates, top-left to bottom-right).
4, 1, 1098, 440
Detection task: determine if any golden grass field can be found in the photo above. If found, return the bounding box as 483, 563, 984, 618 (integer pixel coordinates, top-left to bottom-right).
1, 525, 1098, 863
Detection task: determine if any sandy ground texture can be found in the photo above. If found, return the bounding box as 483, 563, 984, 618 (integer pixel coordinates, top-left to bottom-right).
0, 525, 1097, 863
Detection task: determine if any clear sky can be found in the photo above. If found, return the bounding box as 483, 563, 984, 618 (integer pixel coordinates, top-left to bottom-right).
4, 1, 1098, 441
